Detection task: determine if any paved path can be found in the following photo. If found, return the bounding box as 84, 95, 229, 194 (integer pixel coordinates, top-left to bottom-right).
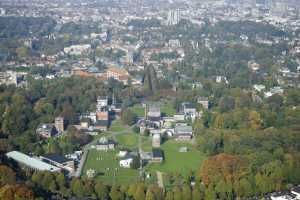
156, 171, 164, 188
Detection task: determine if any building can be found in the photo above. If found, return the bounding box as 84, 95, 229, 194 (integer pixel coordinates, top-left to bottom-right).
182, 102, 198, 121
55, 117, 65, 133
152, 133, 161, 148
106, 67, 130, 84
151, 149, 164, 163
119, 157, 133, 168
97, 96, 109, 112
6, 151, 60, 172
197, 97, 210, 109
167, 9, 181, 25
64, 44, 91, 55
95, 137, 116, 151
147, 106, 161, 122
40, 154, 75, 173
36, 123, 57, 138
174, 125, 193, 141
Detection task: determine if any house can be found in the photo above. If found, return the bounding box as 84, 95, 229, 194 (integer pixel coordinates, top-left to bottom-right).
147, 106, 161, 122
95, 137, 116, 151
174, 113, 185, 121
174, 125, 193, 141
151, 149, 164, 163
54, 117, 65, 133
119, 157, 133, 168
36, 123, 57, 138
152, 133, 161, 148
182, 102, 198, 121
106, 67, 130, 84
117, 150, 128, 158
40, 154, 75, 173
94, 120, 109, 131
64, 44, 91, 55
197, 97, 210, 109
97, 96, 108, 112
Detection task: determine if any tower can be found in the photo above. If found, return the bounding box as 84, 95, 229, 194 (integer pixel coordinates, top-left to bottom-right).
55, 117, 65, 133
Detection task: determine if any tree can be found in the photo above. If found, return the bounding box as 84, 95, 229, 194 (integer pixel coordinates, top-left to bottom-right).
145, 189, 155, 200
192, 187, 201, 200
182, 184, 192, 200
110, 186, 124, 200
94, 181, 109, 200
173, 186, 182, 200
198, 154, 247, 186
71, 179, 85, 198
121, 109, 137, 126
134, 183, 145, 200
205, 185, 216, 200
248, 111, 262, 130
234, 178, 253, 198
0, 165, 16, 186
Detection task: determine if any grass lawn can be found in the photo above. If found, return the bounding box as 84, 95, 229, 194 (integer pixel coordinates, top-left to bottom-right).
131, 104, 145, 117
115, 133, 139, 149
82, 149, 139, 185
160, 102, 176, 117
109, 120, 130, 132
141, 136, 152, 152
130, 102, 176, 117
145, 140, 206, 176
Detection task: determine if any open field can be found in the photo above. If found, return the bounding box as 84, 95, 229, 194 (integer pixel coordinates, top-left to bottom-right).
109, 120, 130, 132
145, 140, 207, 176
82, 149, 139, 185
130, 101, 176, 117
115, 133, 139, 149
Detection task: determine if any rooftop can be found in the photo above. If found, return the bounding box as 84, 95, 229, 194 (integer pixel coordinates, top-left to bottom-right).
6, 151, 60, 172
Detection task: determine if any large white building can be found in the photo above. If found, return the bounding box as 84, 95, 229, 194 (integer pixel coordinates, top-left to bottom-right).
167, 9, 181, 26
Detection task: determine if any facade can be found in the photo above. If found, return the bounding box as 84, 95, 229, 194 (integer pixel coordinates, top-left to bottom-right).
95, 137, 116, 151
106, 67, 130, 84
197, 97, 210, 109
174, 125, 193, 141
119, 157, 133, 168
55, 117, 65, 133
40, 154, 75, 173
152, 133, 161, 148
147, 106, 161, 121
151, 149, 164, 163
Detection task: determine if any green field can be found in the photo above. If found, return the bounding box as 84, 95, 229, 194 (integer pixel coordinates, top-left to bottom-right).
131, 104, 145, 117
109, 120, 129, 132
131, 102, 176, 117
82, 149, 139, 185
145, 141, 206, 176
115, 133, 139, 149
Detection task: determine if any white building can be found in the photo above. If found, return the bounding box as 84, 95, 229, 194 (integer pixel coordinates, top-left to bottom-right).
119, 157, 133, 168
64, 44, 91, 55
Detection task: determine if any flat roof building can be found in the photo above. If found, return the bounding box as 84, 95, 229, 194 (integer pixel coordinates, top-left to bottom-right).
6, 151, 60, 172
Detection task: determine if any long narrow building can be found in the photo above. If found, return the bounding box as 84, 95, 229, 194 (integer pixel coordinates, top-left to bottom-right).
6, 151, 61, 172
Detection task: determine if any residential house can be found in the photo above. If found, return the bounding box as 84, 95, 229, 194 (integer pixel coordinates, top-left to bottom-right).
36, 124, 57, 138
174, 125, 193, 141
197, 97, 210, 109
151, 149, 164, 163
119, 157, 133, 168
106, 67, 130, 84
